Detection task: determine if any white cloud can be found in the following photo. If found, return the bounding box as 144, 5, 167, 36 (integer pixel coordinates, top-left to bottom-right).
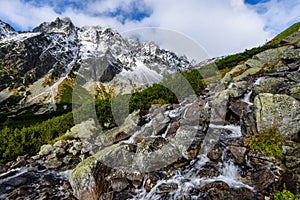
0, 0, 299, 60
247, 0, 300, 34
0, 0, 58, 30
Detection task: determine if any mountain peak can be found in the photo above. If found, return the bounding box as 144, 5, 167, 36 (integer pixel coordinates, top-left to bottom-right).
0, 20, 17, 39
33, 17, 75, 35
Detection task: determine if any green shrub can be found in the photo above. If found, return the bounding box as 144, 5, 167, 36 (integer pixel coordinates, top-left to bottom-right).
181, 69, 206, 95
248, 128, 284, 160
0, 112, 74, 163
274, 189, 299, 200
215, 45, 274, 70
129, 84, 178, 112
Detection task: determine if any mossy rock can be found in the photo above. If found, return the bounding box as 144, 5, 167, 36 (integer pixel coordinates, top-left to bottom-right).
254, 78, 287, 95
254, 93, 300, 140
290, 85, 300, 100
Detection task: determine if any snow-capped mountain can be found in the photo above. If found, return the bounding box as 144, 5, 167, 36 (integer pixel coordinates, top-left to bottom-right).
0, 17, 191, 113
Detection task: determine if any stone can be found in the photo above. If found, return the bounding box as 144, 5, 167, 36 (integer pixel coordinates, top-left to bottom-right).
207, 144, 222, 162
253, 77, 287, 95
39, 144, 55, 157
66, 118, 99, 140
156, 183, 178, 194
95, 110, 140, 148
136, 136, 168, 154
228, 81, 248, 98
229, 146, 247, 164
210, 90, 229, 123
200, 181, 230, 191
43, 158, 63, 169
198, 162, 220, 178
254, 93, 300, 140
0, 163, 8, 174
53, 140, 68, 148
229, 100, 249, 117
250, 167, 275, 192
111, 178, 129, 192
69, 143, 138, 199
290, 84, 300, 100
144, 172, 166, 192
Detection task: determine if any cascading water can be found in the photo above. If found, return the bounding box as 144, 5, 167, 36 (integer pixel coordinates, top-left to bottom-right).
126, 123, 254, 200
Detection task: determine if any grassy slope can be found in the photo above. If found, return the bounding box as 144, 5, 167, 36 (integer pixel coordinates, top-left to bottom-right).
267, 22, 300, 46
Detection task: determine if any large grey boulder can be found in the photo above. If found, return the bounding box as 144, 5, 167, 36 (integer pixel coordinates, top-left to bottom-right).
254, 93, 300, 140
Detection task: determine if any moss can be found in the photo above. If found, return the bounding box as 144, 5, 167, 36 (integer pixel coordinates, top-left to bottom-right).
247, 127, 284, 160
274, 189, 299, 200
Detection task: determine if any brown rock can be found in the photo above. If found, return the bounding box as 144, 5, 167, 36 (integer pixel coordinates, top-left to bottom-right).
250, 167, 275, 192
200, 181, 230, 191
207, 144, 222, 162
111, 178, 129, 192
229, 146, 247, 164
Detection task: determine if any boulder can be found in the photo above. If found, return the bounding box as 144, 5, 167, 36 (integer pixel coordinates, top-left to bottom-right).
229, 146, 247, 164
253, 77, 287, 95
200, 181, 230, 191
254, 93, 300, 140
207, 144, 222, 162
290, 84, 300, 100
249, 167, 276, 193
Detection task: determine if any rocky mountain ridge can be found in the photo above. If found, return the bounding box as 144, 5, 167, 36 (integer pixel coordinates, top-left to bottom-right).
0, 17, 190, 114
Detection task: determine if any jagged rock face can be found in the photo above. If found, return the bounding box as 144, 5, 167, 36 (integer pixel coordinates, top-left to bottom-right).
0, 17, 191, 113
33, 17, 76, 35
0, 20, 16, 40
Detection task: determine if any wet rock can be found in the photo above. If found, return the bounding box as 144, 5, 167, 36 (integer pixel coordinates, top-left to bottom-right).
10, 156, 28, 169
249, 167, 275, 193
43, 158, 63, 169
165, 121, 180, 139
144, 172, 166, 192
254, 93, 300, 140
136, 136, 168, 154
126, 169, 144, 188
111, 178, 129, 192
240, 105, 256, 136
248, 150, 282, 168
0, 163, 8, 174
228, 81, 248, 98
198, 162, 220, 178
95, 110, 140, 148
200, 181, 230, 191
229, 146, 247, 164
207, 144, 222, 162
229, 100, 249, 117
157, 182, 178, 194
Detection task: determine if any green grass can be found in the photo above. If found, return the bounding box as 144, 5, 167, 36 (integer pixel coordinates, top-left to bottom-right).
268, 22, 300, 46
247, 128, 284, 160
274, 189, 299, 200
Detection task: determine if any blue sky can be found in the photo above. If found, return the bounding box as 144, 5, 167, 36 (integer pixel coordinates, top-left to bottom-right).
0, 0, 299, 59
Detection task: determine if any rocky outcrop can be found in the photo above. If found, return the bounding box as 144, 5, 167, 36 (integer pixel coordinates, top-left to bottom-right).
254, 93, 299, 140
